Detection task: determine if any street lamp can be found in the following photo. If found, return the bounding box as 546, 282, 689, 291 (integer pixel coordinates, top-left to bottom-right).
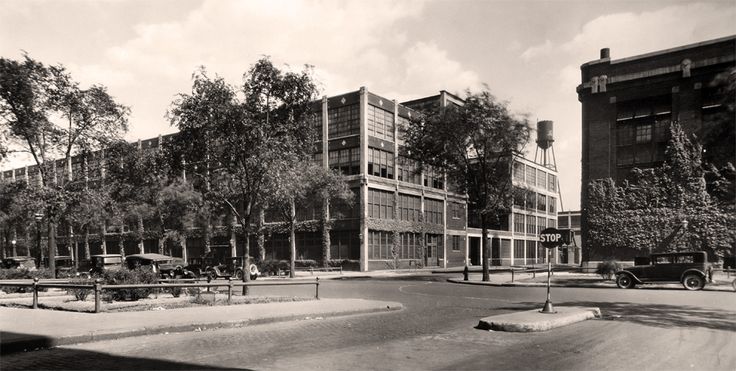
11, 239, 16, 256
34, 213, 43, 267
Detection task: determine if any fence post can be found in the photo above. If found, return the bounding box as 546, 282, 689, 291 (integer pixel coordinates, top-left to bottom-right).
511, 269, 514, 283
315, 277, 320, 299
94, 278, 102, 313
32, 277, 39, 309
227, 278, 233, 305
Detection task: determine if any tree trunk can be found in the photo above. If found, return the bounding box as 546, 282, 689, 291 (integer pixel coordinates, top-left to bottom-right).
321, 197, 331, 267
481, 214, 490, 282
181, 235, 188, 262
47, 221, 56, 276
257, 208, 265, 262
204, 214, 212, 254
101, 223, 108, 254
242, 221, 250, 296
83, 228, 90, 260
118, 235, 124, 257
289, 199, 296, 279
137, 217, 145, 253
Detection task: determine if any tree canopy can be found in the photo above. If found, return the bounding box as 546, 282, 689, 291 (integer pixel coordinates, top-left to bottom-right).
403, 88, 531, 281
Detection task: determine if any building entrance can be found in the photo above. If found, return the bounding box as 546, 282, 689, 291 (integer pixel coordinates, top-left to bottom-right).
469, 237, 480, 266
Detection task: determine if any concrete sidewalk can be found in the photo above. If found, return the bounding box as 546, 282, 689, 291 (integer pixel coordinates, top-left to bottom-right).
0, 298, 402, 354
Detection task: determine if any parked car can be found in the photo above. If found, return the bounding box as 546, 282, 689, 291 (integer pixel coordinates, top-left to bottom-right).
204, 256, 259, 280
85, 254, 125, 277
615, 251, 712, 290
1, 256, 37, 271
125, 253, 196, 279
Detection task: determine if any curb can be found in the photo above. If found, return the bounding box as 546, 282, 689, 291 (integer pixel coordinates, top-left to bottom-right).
477, 307, 601, 332
446, 278, 735, 291
0, 303, 403, 354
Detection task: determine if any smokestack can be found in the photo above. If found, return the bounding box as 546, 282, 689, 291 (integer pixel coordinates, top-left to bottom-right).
600, 48, 610, 59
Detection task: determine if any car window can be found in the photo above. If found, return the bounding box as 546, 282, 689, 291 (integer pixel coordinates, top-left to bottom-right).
675, 255, 694, 263
654, 255, 673, 264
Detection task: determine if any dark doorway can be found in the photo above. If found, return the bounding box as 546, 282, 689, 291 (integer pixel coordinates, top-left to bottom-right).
469, 237, 480, 266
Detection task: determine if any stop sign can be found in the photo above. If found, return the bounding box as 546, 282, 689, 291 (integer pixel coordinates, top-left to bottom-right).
539, 228, 565, 248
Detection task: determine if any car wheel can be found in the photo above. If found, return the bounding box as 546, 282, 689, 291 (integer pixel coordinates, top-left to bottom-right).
616, 274, 635, 289
234, 270, 244, 280
250, 274, 258, 280
683, 274, 705, 290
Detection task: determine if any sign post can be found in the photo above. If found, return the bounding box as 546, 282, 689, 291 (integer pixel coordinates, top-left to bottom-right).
538, 228, 572, 314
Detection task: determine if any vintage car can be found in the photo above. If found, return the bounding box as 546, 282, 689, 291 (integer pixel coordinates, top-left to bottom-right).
201, 256, 259, 281
125, 253, 196, 279
1, 256, 37, 270
85, 254, 125, 277
615, 251, 712, 290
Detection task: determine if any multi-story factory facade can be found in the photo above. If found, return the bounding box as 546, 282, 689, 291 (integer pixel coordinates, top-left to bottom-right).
578, 35, 735, 262
2, 87, 566, 270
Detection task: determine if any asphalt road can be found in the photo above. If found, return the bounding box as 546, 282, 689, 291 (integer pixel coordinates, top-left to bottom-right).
3, 274, 736, 370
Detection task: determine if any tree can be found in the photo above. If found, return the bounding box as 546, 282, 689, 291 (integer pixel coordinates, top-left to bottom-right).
169, 58, 319, 289
587, 121, 735, 259
267, 158, 353, 277
0, 54, 128, 273
403, 89, 530, 281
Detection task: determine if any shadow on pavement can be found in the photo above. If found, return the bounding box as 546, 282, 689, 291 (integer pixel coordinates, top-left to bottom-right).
337, 275, 450, 282
498, 301, 736, 332
1, 342, 242, 370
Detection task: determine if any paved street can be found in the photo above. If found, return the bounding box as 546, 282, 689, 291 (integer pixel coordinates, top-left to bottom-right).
3, 274, 735, 370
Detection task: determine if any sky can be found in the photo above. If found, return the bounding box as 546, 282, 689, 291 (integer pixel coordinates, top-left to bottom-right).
1, 0, 734, 210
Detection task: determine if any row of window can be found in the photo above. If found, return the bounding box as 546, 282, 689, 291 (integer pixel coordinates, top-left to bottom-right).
513, 188, 557, 214
513, 214, 558, 234
369, 231, 433, 260
368, 189, 444, 224
366, 105, 395, 141
328, 104, 360, 138
616, 117, 670, 166
328, 147, 360, 175
396, 157, 421, 185
367, 148, 395, 179
513, 162, 556, 192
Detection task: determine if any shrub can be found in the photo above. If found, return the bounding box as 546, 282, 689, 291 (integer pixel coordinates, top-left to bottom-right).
258, 259, 290, 276
294, 260, 318, 268
66, 277, 93, 301
102, 268, 158, 301
327, 259, 360, 271
596, 260, 620, 280
0, 268, 54, 293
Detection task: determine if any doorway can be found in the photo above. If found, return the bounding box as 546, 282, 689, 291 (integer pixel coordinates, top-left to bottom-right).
469, 237, 480, 266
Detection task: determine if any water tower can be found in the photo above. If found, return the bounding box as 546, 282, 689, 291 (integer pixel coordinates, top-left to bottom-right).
534, 120, 557, 170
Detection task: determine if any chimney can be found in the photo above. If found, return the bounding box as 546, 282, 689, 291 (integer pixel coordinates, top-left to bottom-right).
600, 48, 610, 59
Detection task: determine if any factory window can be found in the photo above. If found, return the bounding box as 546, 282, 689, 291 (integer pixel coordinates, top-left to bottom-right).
328, 147, 359, 175
526, 215, 536, 234
368, 188, 394, 220
367, 148, 394, 179
368, 230, 394, 259
514, 214, 525, 233
398, 193, 421, 222
328, 104, 360, 138
367, 105, 395, 141
537, 194, 547, 212
452, 236, 461, 251
514, 240, 525, 262
537, 217, 547, 234
548, 197, 556, 214
513, 161, 524, 182
309, 111, 323, 140
548, 174, 556, 192
398, 232, 421, 259
397, 156, 421, 184
525, 165, 536, 186
424, 198, 444, 225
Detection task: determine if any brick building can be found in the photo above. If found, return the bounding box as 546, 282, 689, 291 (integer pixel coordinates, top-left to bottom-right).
577, 35, 736, 262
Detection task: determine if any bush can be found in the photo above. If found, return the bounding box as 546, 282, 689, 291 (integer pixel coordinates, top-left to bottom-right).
258, 259, 290, 276
0, 268, 54, 293
294, 260, 318, 268
596, 260, 620, 280
327, 259, 360, 271
102, 268, 158, 301
67, 277, 93, 301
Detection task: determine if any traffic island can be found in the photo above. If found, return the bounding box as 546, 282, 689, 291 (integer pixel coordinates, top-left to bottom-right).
476, 306, 601, 332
